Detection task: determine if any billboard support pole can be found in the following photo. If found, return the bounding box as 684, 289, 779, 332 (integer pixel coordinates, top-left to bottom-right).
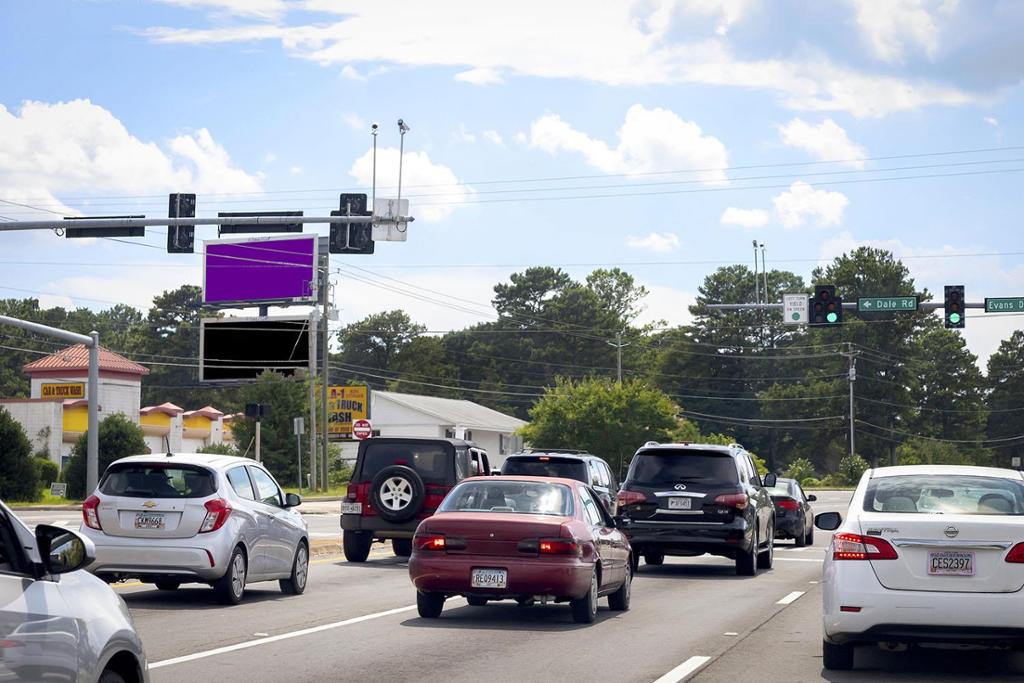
321, 275, 330, 492
308, 311, 318, 490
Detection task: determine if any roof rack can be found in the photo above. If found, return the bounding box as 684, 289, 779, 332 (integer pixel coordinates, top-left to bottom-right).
520, 448, 589, 455
728, 442, 746, 451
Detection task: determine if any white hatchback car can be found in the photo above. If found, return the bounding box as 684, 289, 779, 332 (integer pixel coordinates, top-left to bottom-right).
817, 464, 1024, 670
80, 453, 309, 604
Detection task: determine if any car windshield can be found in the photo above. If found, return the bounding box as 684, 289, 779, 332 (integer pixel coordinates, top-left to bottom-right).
360, 442, 454, 484
628, 451, 739, 486
439, 481, 573, 516
501, 457, 588, 481
767, 487, 793, 497
100, 464, 216, 499
864, 475, 1024, 515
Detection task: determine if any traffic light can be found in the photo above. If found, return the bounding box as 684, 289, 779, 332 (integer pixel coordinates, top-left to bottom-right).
330, 193, 373, 254
944, 285, 965, 328
810, 285, 843, 326
167, 193, 196, 253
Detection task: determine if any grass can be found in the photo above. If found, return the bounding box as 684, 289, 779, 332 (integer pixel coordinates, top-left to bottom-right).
284, 484, 349, 499
8, 487, 82, 507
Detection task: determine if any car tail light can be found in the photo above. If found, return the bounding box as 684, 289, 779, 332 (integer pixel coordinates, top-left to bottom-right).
840, 606, 862, 613
82, 495, 102, 530
345, 484, 358, 502
538, 538, 580, 556
0, 640, 24, 648
832, 532, 898, 560
415, 533, 446, 551
776, 499, 800, 511
199, 498, 232, 533
1005, 542, 1024, 563
713, 493, 748, 510
617, 490, 647, 507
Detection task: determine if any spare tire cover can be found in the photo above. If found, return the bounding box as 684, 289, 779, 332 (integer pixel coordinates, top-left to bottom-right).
370, 465, 426, 523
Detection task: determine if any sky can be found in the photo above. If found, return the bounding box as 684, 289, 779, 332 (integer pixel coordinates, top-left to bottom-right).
0, 0, 1022, 367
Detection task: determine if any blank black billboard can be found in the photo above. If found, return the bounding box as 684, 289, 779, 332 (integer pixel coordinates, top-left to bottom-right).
200, 317, 310, 382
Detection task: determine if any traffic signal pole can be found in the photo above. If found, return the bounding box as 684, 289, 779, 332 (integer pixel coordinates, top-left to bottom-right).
707, 302, 989, 311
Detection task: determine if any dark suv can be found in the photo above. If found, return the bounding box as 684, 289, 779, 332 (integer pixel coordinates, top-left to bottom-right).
500, 450, 619, 515
341, 437, 489, 562
616, 442, 776, 576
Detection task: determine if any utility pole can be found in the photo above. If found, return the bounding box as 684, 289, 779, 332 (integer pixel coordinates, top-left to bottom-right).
307, 310, 318, 490
321, 277, 330, 492
846, 342, 856, 458
607, 331, 629, 382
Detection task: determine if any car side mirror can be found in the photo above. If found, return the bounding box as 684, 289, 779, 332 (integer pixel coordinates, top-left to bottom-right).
763, 473, 777, 488
284, 493, 302, 508
807, 494, 818, 502
35, 525, 94, 575
814, 511, 842, 531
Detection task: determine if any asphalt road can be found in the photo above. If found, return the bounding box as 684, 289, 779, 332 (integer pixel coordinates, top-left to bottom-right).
20, 491, 1024, 682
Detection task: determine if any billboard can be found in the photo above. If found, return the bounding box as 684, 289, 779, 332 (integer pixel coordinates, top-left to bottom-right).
203, 234, 318, 306
200, 316, 311, 382
326, 385, 370, 439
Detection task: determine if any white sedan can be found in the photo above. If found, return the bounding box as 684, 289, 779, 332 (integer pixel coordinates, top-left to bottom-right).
816, 464, 1024, 670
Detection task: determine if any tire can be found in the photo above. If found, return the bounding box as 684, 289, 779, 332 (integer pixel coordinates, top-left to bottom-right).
795, 521, 808, 547
823, 640, 855, 670
213, 547, 247, 605
466, 596, 488, 606
644, 551, 665, 566
630, 552, 640, 574
370, 465, 426, 523
607, 560, 632, 611
279, 542, 309, 595
155, 581, 180, 591
344, 530, 373, 563
570, 570, 599, 624
758, 520, 775, 569
99, 670, 127, 683
392, 538, 413, 557
736, 529, 757, 576
417, 591, 445, 618
806, 525, 815, 546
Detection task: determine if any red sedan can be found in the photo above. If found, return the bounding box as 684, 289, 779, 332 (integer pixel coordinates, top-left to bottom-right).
408, 476, 632, 623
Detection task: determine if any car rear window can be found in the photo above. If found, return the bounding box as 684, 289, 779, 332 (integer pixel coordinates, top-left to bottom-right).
100, 464, 217, 499
767, 487, 793, 497
627, 450, 739, 486
501, 457, 588, 482
864, 475, 1024, 515
359, 442, 454, 484
440, 481, 573, 516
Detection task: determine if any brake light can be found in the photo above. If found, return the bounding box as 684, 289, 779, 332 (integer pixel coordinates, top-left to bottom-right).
538, 538, 580, 556
832, 532, 898, 560
345, 483, 357, 502
199, 498, 232, 533
777, 499, 799, 511
0, 640, 24, 648
82, 495, 102, 530
415, 533, 446, 551
617, 490, 647, 506
713, 493, 748, 510
1005, 542, 1024, 563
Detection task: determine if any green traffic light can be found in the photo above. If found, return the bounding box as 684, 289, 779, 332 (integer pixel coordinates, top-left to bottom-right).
826, 312, 838, 323
950, 312, 961, 324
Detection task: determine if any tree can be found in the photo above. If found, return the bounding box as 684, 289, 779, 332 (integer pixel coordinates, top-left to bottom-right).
197, 442, 238, 455
0, 407, 40, 501
896, 438, 983, 466
519, 378, 678, 477
64, 413, 148, 499
229, 373, 310, 487
986, 331, 1024, 467
784, 457, 816, 482
335, 310, 425, 386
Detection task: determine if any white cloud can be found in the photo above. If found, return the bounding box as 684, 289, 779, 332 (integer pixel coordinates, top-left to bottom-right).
452, 123, 477, 144
849, 0, 956, 63
626, 232, 681, 253
772, 181, 848, 228
529, 105, 729, 183
263, 152, 277, 165
673, 0, 759, 36
777, 118, 867, 168
289, 166, 302, 175
454, 67, 504, 85
156, 0, 288, 20
340, 64, 367, 81
43, 266, 201, 312
720, 207, 769, 228
635, 283, 696, 328
984, 116, 999, 127
342, 113, 366, 131
348, 147, 470, 222
514, 132, 528, 146
483, 130, 505, 146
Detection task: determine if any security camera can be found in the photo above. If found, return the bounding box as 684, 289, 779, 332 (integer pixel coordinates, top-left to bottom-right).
398, 118, 411, 133
371, 122, 378, 131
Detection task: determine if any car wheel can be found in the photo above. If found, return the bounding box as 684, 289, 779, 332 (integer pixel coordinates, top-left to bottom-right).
417, 591, 445, 618
806, 525, 815, 546
607, 561, 632, 611
370, 465, 426, 523
758, 520, 774, 569
343, 530, 373, 563
795, 517, 807, 547
570, 570, 599, 624
466, 596, 488, 607
99, 669, 127, 683
643, 551, 665, 566
392, 538, 412, 557
280, 542, 309, 595
155, 581, 180, 591
213, 547, 247, 605
630, 552, 640, 574
823, 640, 855, 670
736, 529, 757, 576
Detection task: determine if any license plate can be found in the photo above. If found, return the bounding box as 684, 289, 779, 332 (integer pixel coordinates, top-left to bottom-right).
668, 497, 692, 510
134, 512, 165, 530
471, 568, 507, 589
340, 502, 362, 514
928, 551, 975, 576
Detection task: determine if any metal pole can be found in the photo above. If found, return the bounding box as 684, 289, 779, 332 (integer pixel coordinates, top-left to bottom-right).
396, 119, 409, 218
0, 215, 399, 232
371, 124, 378, 216
87, 331, 100, 494
321, 278, 330, 492
308, 312, 318, 490
751, 240, 759, 305
255, 419, 261, 463
847, 343, 856, 458
616, 332, 623, 382
296, 433, 303, 491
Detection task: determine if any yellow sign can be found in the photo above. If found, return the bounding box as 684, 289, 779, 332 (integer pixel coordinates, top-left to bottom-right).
41, 382, 85, 399
327, 385, 369, 438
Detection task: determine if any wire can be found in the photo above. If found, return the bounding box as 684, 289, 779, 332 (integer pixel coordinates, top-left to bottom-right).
855, 419, 1024, 445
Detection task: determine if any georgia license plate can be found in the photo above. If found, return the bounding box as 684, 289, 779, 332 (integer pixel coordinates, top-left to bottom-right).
134, 512, 165, 530
340, 502, 362, 514
928, 550, 975, 576
471, 568, 508, 589
668, 497, 692, 510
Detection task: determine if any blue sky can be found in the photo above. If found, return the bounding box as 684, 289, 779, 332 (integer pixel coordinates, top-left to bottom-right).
1, 0, 1022, 365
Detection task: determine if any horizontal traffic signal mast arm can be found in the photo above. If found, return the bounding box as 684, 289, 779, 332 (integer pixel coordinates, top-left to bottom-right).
0, 214, 413, 232
706, 302, 988, 310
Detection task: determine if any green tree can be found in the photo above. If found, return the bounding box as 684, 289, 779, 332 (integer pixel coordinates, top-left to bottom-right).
838, 454, 870, 486
784, 457, 816, 482
335, 310, 426, 386
196, 442, 238, 456
64, 413, 148, 499
230, 373, 310, 486
519, 378, 678, 477
987, 331, 1024, 467
0, 407, 40, 501
896, 438, 983, 466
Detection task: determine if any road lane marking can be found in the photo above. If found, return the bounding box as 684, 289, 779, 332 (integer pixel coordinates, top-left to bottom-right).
774, 557, 823, 563
723, 632, 738, 636
776, 591, 805, 605
652, 656, 712, 683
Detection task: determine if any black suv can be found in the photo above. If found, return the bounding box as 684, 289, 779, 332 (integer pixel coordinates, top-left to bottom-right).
341, 437, 490, 562
500, 450, 619, 515
616, 442, 776, 576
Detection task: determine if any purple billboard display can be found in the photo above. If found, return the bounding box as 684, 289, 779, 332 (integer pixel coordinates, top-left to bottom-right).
204, 235, 318, 305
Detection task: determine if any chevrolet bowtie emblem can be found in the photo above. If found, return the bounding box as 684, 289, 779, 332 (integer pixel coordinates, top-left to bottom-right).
142, 501, 157, 509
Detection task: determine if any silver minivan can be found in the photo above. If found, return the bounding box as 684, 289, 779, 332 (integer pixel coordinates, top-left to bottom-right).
79, 453, 309, 604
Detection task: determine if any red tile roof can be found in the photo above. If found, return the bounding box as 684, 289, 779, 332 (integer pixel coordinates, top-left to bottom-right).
141, 402, 184, 416
183, 405, 225, 420
23, 344, 150, 376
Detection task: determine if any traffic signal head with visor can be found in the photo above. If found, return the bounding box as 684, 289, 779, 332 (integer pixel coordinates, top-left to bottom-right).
811, 285, 843, 326
944, 285, 965, 328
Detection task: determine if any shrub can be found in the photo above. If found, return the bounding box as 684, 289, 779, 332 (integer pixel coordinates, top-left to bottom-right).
784, 457, 816, 483
35, 457, 60, 486
196, 442, 238, 456
0, 407, 40, 501
838, 454, 870, 486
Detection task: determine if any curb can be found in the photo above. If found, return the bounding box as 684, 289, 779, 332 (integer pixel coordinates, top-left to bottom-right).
310, 538, 343, 556
9, 504, 80, 512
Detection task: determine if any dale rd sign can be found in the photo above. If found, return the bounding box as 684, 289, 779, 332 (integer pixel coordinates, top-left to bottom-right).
857, 296, 918, 312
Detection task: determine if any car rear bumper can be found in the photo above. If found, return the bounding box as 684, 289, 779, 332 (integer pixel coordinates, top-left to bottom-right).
80, 526, 233, 581
341, 514, 422, 539
774, 516, 803, 538
620, 518, 748, 557
409, 552, 593, 600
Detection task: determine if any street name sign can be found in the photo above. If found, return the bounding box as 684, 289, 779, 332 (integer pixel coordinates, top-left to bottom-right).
858, 296, 918, 312
985, 298, 1024, 313
783, 294, 808, 325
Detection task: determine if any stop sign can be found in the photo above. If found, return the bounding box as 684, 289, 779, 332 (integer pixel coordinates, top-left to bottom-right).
352, 419, 373, 440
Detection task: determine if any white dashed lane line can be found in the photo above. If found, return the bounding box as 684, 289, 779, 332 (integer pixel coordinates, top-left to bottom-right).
776, 590, 806, 605
651, 656, 712, 683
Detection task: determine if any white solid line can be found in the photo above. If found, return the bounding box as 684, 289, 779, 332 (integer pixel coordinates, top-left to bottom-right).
774, 557, 823, 563
776, 590, 806, 605
652, 656, 712, 683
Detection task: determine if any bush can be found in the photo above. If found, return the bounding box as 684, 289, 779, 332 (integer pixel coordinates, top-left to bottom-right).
329, 463, 353, 488
64, 413, 148, 499
196, 442, 238, 456
838, 454, 870, 486
34, 457, 60, 486
0, 407, 40, 501
801, 477, 821, 488
784, 457, 816, 483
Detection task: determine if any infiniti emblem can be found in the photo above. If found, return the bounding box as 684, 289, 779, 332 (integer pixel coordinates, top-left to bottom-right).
944, 525, 959, 538
674, 484, 687, 491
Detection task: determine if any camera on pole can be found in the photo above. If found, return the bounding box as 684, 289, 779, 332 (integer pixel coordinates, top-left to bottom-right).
330, 193, 374, 254
167, 193, 196, 253
810, 285, 843, 327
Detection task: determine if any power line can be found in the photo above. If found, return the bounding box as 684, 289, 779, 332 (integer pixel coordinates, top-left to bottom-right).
855, 419, 1024, 446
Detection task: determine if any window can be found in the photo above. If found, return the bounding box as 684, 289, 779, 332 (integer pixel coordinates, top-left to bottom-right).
227, 467, 256, 500
602, 462, 617, 490
864, 475, 1024, 515
743, 456, 761, 486
579, 487, 604, 526
248, 467, 283, 507
0, 512, 26, 575
440, 481, 573, 516
499, 434, 509, 455
100, 464, 216, 499
588, 461, 607, 487
359, 442, 454, 485
626, 451, 740, 486
502, 457, 589, 481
